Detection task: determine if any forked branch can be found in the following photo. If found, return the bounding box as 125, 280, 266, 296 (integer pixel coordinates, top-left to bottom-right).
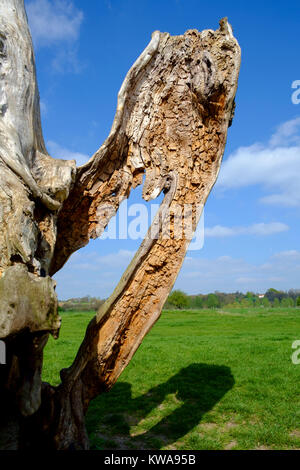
0, 0, 240, 450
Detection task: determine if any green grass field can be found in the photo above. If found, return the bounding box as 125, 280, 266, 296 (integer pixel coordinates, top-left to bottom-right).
43, 308, 300, 450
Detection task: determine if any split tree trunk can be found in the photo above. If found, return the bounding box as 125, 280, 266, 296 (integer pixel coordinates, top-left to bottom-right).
0, 0, 241, 450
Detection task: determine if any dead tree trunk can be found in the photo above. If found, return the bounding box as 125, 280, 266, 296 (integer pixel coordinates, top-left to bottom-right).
0, 0, 240, 450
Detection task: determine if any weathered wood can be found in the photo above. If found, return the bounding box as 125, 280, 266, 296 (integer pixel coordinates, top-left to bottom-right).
0, 1, 74, 444
0, 0, 74, 339
0, 0, 240, 450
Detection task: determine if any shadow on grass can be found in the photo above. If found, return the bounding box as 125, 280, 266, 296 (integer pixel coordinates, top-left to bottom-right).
86, 363, 234, 449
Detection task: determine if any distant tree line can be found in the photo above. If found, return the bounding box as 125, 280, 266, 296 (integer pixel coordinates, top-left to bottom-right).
59, 289, 300, 312
164, 288, 300, 310
59, 296, 105, 312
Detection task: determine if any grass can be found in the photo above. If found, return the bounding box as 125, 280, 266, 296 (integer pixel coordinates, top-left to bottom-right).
42, 307, 300, 450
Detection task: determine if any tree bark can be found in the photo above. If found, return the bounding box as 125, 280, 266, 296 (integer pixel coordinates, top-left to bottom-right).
0, 0, 241, 450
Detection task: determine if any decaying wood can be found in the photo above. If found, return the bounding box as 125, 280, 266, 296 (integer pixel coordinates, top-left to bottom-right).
0, 0, 240, 450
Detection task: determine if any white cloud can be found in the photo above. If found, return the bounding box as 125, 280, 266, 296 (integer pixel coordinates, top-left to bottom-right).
50, 46, 83, 74
272, 249, 300, 260
26, 0, 84, 73
71, 249, 135, 271
54, 248, 135, 299
205, 225, 234, 237
174, 250, 300, 294
47, 140, 89, 166
40, 99, 47, 117
205, 222, 289, 237
26, 0, 83, 45
269, 117, 300, 147
217, 117, 300, 206
235, 277, 261, 284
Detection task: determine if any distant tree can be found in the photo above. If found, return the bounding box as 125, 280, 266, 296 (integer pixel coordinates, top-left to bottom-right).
297, 296, 300, 307
288, 289, 300, 301
190, 295, 203, 309
242, 292, 257, 307
245, 291, 255, 303
273, 298, 280, 308
223, 293, 236, 305
167, 290, 189, 309
207, 293, 220, 309
234, 292, 244, 304
262, 297, 270, 308
281, 297, 292, 308
240, 298, 252, 308
265, 288, 287, 302
265, 288, 279, 302
289, 297, 295, 307
223, 301, 240, 309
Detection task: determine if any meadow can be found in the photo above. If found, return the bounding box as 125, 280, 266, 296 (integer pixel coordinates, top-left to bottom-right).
43, 308, 300, 450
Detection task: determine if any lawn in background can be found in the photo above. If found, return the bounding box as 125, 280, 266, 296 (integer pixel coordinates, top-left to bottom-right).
42, 308, 300, 450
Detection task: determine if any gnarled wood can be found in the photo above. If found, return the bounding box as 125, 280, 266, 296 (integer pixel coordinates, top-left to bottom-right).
0, 0, 240, 450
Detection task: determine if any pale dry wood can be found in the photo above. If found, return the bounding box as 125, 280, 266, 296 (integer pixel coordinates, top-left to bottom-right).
0, 0, 74, 340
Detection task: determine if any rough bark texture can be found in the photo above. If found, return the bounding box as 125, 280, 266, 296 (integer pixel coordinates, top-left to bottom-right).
0, 0, 241, 450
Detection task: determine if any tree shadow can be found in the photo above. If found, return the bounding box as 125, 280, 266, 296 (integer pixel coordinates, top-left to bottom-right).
86, 363, 234, 449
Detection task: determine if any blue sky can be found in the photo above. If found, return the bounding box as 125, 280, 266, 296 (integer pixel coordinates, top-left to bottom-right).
24, 0, 300, 298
